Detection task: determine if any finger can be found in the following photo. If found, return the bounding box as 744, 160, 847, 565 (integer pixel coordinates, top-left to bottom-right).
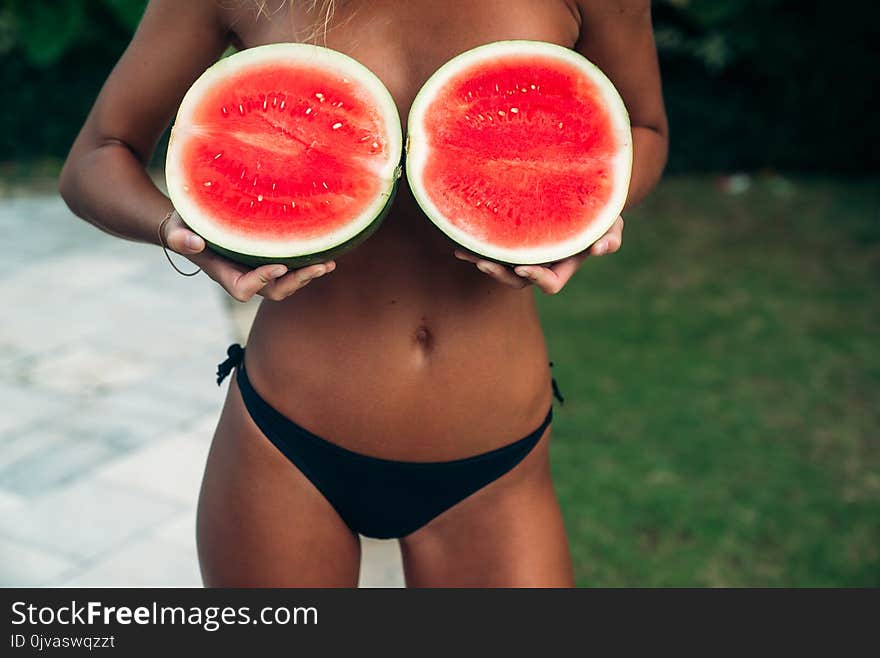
514, 265, 564, 294
221, 263, 289, 302
261, 261, 336, 299
186, 247, 287, 302
590, 216, 624, 255
475, 260, 530, 289
165, 225, 205, 255
455, 250, 528, 288
516, 253, 586, 293
590, 234, 620, 255
453, 249, 481, 264
549, 254, 587, 282
187, 246, 247, 279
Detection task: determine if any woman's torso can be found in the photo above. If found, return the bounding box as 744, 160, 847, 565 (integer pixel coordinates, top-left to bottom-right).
224, 0, 582, 459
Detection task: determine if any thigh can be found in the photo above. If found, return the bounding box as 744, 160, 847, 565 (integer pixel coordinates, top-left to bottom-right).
196, 373, 361, 587
399, 428, 574, 588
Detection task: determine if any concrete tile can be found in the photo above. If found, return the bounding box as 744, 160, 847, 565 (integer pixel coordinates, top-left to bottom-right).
121, 256, 222, 302
0, 203, 99, 265
24, 345, 157, 395
0, 339, 29, 369
358, 538, 405, 588
154, 510, 198, 552
91, 322, 230, 366
95, 430, 211, 504
0, 381, 75, 437
181, 413, 221, 440
0, 435, 121, 496
227, 297, 261, 341
0, 251, 147, 296
59, 534, 201, 587
0, 537, 78, 587
61, 412, 159, 451
70, 288, 207, 334
0, 422, 69, 471
126, 364, 226, 416
0, 489, 25, 512
0, 478, 182, 562
60, 388, 206, 450
0, 304, 101, 358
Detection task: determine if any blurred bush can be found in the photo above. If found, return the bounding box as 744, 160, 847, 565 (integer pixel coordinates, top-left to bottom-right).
0, 0, 147, 164
654, 0, 880, 172
1, 0, 878, 172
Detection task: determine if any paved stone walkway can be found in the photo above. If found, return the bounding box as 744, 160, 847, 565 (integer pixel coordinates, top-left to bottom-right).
0, 196, 403, 587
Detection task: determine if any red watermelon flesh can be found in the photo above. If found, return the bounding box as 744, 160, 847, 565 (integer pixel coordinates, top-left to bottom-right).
166, 44, 402, 267
406, 41, 632, 265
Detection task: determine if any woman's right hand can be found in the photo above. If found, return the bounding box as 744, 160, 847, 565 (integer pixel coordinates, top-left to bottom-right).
161, 210, 335, 302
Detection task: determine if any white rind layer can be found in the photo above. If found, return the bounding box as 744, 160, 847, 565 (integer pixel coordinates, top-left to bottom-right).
166, 43, 402, 259
406, 40, 633, 265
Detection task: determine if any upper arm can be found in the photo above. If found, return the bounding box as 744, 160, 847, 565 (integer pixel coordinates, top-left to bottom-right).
70, 0, 231, 164
573, 0, 667, 135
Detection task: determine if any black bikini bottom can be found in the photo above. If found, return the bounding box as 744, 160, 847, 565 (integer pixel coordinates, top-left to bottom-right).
216, 344, 559, 539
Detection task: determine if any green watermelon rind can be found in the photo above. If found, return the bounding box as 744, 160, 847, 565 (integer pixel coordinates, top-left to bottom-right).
405, 40, 633, 266
166, 43, 403, 269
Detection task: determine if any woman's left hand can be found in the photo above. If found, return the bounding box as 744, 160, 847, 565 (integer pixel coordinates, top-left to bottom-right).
454, 215, 624, 294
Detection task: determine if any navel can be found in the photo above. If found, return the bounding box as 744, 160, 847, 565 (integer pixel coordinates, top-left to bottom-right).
414, 323, 434, 352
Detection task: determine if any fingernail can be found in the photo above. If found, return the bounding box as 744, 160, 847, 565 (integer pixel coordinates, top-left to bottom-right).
593, 242, 606, 255
271, 266, 288, 277
185, 234, 202, 249
325, 261, 336, 272
477, 262, 495, 275
514, 266, 532, 279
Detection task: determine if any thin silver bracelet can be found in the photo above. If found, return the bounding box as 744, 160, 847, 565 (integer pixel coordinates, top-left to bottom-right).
158, 210, 201, 277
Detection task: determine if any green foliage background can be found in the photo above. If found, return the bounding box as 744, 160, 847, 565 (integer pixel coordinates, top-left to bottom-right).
0, 0, 145, 163
1, 0, 878, 171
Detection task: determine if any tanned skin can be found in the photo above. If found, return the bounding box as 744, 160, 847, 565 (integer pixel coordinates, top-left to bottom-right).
60, 0, 667, 587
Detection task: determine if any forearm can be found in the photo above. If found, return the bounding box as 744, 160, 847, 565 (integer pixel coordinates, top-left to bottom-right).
59, 140, 173, 245
624, 124, 668, 210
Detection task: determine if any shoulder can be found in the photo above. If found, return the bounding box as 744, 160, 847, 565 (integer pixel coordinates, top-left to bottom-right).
137, 0, 231, 40
574, 0, 651, 20
131, 1, 232, 55
214, 0, 284, 33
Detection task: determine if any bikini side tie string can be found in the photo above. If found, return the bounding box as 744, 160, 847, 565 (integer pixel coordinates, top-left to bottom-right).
549, 361, 565, 405
216, 343, 245, 385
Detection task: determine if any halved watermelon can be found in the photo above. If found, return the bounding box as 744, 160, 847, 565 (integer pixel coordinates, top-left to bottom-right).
166, 44, 402, 267
406, 41, 632, 265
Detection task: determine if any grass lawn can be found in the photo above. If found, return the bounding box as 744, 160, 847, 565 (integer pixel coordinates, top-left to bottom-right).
540, 174, 879, 586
